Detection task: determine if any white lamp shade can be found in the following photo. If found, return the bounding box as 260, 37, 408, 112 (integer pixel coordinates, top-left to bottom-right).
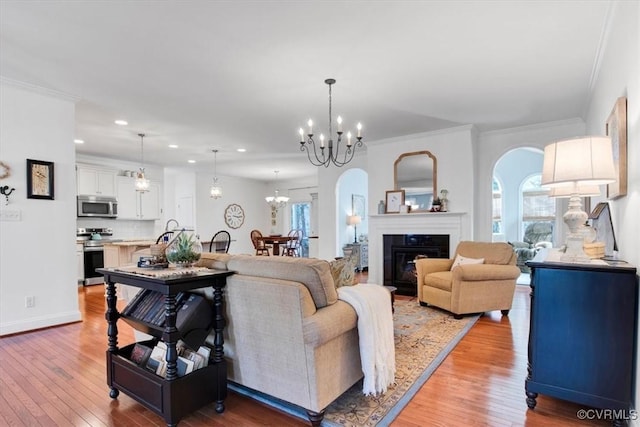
548, 184, 601, 198
541, 136, 616, 187
347, 215, 362, 226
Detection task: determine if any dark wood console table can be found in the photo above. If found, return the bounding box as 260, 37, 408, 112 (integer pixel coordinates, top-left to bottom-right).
98, 267, 233, 427
525, 251, 637, 426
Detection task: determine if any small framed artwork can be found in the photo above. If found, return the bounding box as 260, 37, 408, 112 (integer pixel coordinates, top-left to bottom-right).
352, 194, 365, 217
606, 97, 627, 199
26, 159, 54, 200
385, 190, 405, 213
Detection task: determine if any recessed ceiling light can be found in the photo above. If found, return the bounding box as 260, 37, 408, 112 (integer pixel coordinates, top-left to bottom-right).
188, 160, 196, 164
237, 148, 246, 152
74, 139, 84, 144
114, 119, 128, 126
168, 144, 178, 149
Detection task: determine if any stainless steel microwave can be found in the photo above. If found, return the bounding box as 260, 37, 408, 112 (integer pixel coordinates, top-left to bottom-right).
77, 195, 118, 218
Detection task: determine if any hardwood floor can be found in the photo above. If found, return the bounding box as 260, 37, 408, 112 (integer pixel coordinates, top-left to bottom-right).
0, 280, 607, 427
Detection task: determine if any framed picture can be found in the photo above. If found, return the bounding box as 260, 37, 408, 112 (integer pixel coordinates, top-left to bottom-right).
606, 97, 627, 199
352, 194, 365, 217
26, 159, 54, 200
385, 190, 405, 213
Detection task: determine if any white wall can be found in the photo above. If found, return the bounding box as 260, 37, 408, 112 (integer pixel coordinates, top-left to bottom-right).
195, 171, 272, 255
0, 79, 81, 335
583, 2, 639, 422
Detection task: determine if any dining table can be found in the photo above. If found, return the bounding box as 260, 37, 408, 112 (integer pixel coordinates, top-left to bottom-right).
258, 235, 294, 256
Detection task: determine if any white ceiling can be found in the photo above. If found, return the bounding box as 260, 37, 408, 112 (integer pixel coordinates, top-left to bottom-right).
0, 1, 611, 181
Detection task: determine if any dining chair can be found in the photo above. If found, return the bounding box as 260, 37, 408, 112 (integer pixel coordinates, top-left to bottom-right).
155, 231, 174, 244
209, 230, 231, 253
283, 229, 303, 257
250, 229, 270, 256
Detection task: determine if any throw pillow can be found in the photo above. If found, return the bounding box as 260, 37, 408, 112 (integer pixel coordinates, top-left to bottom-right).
329, 257, 357, 288
451, 254, 484, 270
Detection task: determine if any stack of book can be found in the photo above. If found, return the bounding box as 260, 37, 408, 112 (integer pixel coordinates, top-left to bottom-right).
122, 290, 212, 332
129, 340, 211, 378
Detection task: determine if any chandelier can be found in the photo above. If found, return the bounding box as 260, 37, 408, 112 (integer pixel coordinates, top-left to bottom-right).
299, 78, 363, 167
210, 149, 222, 199
265, 170, 289, 210
134, 133, 150, 192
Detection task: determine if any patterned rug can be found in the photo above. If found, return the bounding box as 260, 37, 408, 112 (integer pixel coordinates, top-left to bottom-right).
229, 299, 479, 426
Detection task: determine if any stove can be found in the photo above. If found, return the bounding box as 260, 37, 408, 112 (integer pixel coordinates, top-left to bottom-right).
77, 227, 122, 285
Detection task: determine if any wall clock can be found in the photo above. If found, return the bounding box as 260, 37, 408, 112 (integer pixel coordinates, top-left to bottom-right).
224, 203, 245, 229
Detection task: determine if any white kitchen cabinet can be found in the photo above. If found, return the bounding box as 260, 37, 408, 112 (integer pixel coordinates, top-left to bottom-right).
76, 166, 116, 197
116, 176, 161, 220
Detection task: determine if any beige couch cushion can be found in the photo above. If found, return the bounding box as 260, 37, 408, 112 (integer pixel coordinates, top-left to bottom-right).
456, 241, 516, 265
227, 255, 338, 308
424, 271, 453, 291
196, 252, 233, 270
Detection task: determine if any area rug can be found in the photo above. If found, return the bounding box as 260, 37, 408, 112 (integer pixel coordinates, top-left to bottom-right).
228, 299, 479, 426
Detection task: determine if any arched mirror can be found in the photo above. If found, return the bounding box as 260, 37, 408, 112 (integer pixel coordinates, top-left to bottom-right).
394, 150, 437, 212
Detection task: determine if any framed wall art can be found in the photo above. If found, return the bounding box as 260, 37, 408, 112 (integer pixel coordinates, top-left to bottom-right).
385, 190, 405, 213
26, 159, 54, 200
606, 97, 627, 199
352, 194, 365, 217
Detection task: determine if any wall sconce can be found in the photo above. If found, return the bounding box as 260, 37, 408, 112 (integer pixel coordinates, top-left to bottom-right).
0, 185, 15, 205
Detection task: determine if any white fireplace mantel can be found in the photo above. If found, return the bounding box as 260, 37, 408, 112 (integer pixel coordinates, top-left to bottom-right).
367, 212, 469, 285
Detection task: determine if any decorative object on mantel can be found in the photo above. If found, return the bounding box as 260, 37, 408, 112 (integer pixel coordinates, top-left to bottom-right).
541, 135, 616, 262
385, 190, 404, 213
439, 189, 449, 212
606, 96, 627, 199
298, 78, 363, 168
134, 133, 150, 192
378, 200, 385, 214
0, 185, 15, 205
430, 197, 442, 212
210, 149, 222, 199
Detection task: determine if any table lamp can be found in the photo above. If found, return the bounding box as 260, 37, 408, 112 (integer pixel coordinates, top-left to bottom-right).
541, 136, 616, 262
347, 215, 362, 244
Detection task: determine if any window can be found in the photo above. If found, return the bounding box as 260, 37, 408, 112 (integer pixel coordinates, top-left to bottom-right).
492, 178, 502, 234
521, 174, 555, 238
290, 202, 310, 257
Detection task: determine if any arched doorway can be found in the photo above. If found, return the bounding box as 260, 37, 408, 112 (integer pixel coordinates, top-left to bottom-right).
335, 168, 368, 257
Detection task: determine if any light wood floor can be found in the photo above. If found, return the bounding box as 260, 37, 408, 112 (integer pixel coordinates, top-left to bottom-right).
0, 280, 607, 426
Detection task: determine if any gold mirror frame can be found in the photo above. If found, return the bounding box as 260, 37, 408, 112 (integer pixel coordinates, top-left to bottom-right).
394, 150, 437, 212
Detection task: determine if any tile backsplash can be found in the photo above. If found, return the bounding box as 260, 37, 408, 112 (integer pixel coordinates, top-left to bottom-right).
76, 217, 159, 240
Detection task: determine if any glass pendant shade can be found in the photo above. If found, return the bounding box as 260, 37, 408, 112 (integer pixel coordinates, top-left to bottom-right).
135, 133, 149, 192
210, 149, 222, 199
135, 168, 150, 192
210, 177, 222, 199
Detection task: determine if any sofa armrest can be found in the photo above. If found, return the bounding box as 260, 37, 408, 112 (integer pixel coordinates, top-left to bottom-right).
452, 264, 521, 281
415, 258, 454, 276
302, 300, 357, 347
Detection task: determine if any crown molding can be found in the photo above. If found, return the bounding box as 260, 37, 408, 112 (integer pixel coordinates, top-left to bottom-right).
0, 76, 80, 103
366, 124, 476, 147
479, 117, 585, 139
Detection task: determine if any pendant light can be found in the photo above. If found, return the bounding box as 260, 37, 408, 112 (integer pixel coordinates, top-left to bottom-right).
210, 149, 222, 199
265, 170, 289, 209
135, 133, 150, 192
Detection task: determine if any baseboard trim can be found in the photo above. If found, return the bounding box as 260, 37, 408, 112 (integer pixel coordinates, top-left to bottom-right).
0, 311, 82, 336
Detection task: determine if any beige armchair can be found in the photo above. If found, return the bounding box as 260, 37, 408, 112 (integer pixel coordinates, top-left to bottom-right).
415, 241, 520, 319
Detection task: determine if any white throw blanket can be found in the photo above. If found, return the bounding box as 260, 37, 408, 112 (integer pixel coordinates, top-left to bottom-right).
338, 284, 396, 396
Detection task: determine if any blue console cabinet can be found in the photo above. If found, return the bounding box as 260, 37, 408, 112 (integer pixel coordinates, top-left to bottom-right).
526, 252, 637, 426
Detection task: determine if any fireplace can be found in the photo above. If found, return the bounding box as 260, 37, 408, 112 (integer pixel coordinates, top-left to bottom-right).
383, 234, 449, 296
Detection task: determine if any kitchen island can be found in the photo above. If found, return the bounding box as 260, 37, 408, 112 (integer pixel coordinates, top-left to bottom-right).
104, 240, 155, 268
